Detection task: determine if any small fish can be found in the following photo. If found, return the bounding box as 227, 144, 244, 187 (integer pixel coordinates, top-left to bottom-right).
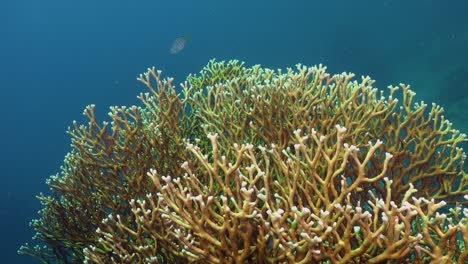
170, 34, 190, 54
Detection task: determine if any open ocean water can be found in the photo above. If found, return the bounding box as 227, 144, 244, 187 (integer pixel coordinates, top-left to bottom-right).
1, 0, 467, 263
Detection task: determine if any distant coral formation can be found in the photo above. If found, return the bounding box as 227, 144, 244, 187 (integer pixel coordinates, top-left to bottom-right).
20, 59, 468, 263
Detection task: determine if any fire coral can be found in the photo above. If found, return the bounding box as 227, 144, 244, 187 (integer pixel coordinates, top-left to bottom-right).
20, 60, 468, 263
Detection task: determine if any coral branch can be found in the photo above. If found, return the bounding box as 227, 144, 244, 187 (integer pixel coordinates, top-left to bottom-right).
20, 60, 467, 263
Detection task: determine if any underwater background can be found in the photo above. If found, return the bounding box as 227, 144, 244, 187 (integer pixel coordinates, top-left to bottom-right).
1, 0, 467, 262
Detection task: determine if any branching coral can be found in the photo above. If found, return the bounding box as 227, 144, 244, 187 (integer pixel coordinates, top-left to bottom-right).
20, 60, 468, 263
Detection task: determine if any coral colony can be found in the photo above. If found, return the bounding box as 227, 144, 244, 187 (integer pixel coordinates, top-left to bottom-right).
20, 60, 468, 263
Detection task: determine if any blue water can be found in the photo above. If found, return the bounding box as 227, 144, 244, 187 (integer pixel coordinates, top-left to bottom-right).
1, 0, 467, 262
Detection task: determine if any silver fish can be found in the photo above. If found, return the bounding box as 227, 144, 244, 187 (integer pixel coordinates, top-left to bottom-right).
170, 34, 190, 54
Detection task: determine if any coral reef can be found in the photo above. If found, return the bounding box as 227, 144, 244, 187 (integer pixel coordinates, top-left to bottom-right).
20, 59, 468, 263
